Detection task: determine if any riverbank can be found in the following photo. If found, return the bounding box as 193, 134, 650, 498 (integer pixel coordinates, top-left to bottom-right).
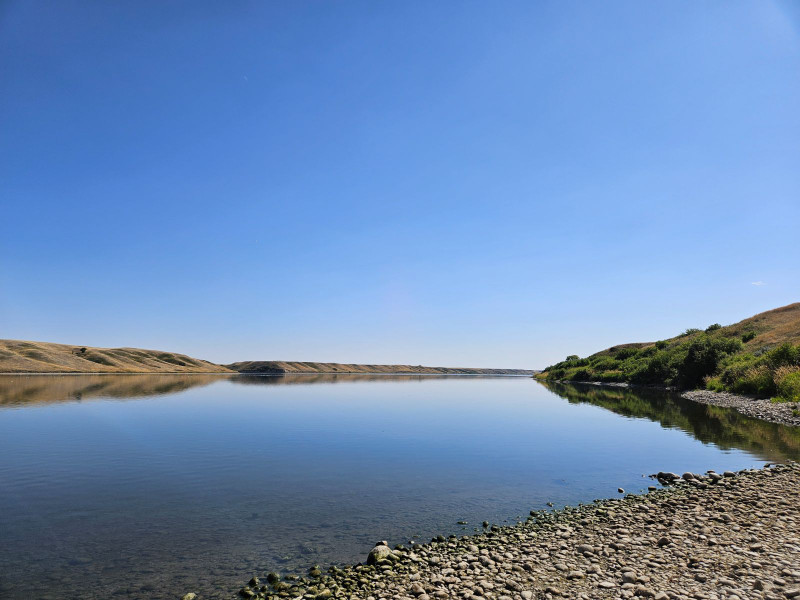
220, 462, 800, 600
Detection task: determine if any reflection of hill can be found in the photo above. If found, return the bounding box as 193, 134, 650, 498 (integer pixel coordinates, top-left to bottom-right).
539, 381, 800, 461
0, 373, 511, 407
230, 373, 510, 385
227, 360, 533, 375
0, 374, 229, 407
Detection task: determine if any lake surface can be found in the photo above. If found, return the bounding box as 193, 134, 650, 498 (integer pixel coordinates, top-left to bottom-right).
1, 374, 798, 600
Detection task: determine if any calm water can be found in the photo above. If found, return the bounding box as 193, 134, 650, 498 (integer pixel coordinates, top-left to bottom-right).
1, 375, 798, 600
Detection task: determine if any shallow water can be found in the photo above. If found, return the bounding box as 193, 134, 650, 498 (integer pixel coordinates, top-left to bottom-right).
0, 374, 798, 599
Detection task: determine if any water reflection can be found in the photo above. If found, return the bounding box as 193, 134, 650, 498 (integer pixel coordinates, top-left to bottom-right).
0, 373, 229, 406
539, 381, 800, 461
1, 375, 798, 600
0, 373, 517, 407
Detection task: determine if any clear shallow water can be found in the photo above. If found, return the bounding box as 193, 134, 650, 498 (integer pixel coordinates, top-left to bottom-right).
0, 374, 798, 600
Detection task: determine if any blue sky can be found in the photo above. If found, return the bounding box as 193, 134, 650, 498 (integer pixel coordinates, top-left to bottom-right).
1, 2, 799, 368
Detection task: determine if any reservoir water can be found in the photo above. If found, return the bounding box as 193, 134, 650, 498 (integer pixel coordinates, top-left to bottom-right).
1, 374, 798, 599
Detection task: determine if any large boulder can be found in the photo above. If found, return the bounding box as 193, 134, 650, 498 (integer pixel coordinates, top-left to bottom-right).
367, 541, 394, 565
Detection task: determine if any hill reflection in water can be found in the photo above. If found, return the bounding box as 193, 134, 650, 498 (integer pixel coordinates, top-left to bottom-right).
540, 381, 800, 462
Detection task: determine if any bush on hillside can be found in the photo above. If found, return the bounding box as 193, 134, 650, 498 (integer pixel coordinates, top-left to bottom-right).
776, 368, 800, 402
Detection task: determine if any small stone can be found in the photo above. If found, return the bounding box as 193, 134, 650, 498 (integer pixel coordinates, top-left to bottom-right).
181, 595, 197, 600
567, 570, 585, 579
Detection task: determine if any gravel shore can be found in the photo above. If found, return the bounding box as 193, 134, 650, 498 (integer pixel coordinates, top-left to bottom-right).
682, 390, 800, 427
221, 462, 800, 600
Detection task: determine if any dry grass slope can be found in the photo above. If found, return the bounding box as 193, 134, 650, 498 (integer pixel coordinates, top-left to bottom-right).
592, 302, 800, 358
0, 339, 234, 373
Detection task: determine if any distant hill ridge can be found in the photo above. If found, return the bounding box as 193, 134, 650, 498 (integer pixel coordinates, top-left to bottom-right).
0, 339, 233, 374
226, 360, 533, 375
0, 339, 531, 375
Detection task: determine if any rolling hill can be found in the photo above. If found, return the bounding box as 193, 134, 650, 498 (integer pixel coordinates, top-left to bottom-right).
0, 339, 532, 376
0, 339, 234, 373
538, 302, 800, 400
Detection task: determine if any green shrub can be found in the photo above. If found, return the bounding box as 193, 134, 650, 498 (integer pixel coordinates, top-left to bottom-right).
655, 340, 668, 350
775, 367, 800, 402
590, 356, 619, 371
614, 347, 640, 360
570, 367, 593, 381
766, 343, 800, 369
729, 365, 776, 397
675, 335, 742, 389
705, 376, 726, 392
741, 331, 756, 343
705, 323, 722, 332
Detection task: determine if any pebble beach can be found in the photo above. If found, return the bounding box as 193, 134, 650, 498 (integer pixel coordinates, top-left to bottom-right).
218, 462, 800, 600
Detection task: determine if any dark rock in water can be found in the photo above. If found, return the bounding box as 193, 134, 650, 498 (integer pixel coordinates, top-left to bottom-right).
367, 542, 394, 565
618, 488, 625, 494
682, 472, 695, 480
248, 576, 260, 587
723, 471, 736, 478
266, 573, 279, 585
239, 588, 255, 598
482, 521, 489, 528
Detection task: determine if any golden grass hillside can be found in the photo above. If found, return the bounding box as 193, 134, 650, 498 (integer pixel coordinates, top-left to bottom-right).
0, 340, 234, 373
589, 302, 800, 358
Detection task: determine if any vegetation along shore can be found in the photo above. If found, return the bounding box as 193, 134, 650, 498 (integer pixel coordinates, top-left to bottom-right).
536, 303, 800, 410
206, 462, 799, 600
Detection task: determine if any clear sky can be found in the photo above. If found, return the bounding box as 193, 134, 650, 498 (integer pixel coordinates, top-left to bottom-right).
1, 2, 799, 369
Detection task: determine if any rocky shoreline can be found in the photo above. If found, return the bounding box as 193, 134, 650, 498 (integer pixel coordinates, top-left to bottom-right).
209, 462, 800, 600
681, 390, 800, 427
